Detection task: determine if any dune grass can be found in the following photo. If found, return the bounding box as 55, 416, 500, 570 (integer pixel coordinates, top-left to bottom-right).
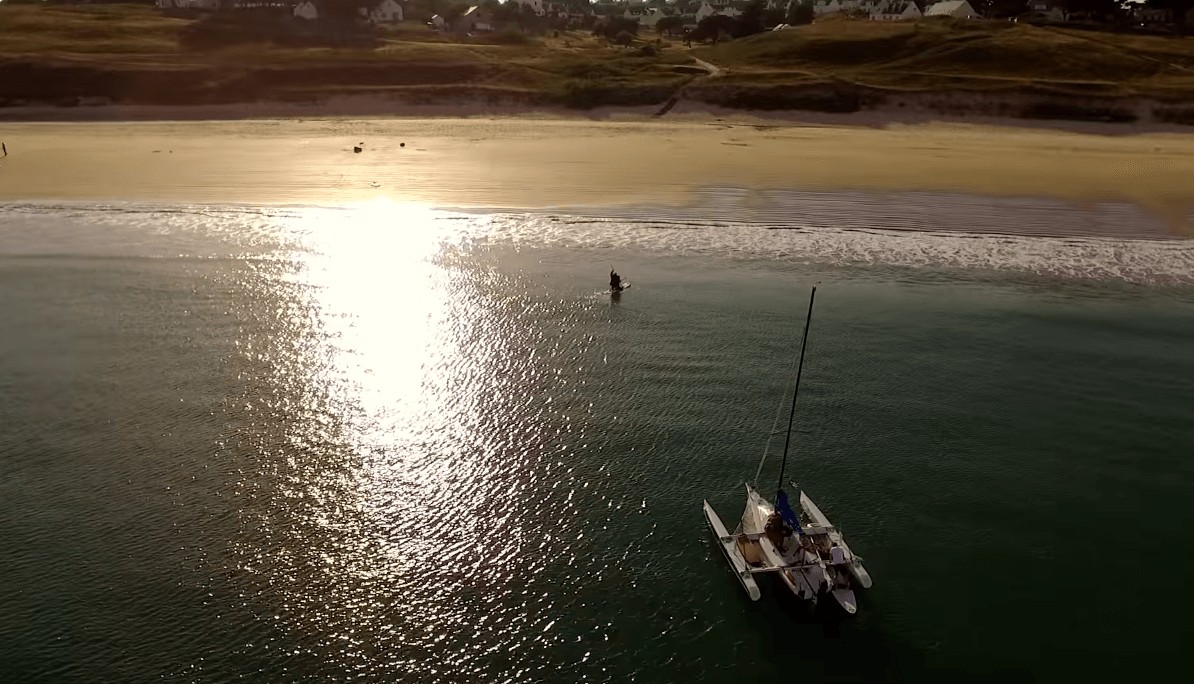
695, 17, 1194, 97
0, 4, 190, 55
3, 6, 1194, 109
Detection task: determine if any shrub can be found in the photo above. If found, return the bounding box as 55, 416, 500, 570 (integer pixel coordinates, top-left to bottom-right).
492, 29, 530, 45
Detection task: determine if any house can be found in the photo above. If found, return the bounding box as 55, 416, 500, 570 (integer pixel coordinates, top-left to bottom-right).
694, 0, 742, 20
155, 0, 220, 10
364, 0, 404, 23
840, 0, 882, 13
454, 6, 494, 33
1024, 0, 1065, 21
1134, 6, 1172, 25
870, 0, 920, 20
227, 1, 289, 13
695, 1, 718, 21
924, 0, 978, 18
510, 0, 547, 14
813, 0, 842, 16
293, 0, 318, 19
429, 13, 447, 29
591, 1, 621, 17
625, 7, 669, 27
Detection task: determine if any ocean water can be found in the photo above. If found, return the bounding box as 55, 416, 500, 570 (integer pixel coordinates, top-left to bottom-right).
1, 198, 1193, 682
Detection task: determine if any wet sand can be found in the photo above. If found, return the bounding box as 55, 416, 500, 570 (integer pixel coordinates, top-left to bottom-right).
1, 117, 1192, 235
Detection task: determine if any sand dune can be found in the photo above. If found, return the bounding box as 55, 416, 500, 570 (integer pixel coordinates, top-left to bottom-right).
1, 116, 1192, 236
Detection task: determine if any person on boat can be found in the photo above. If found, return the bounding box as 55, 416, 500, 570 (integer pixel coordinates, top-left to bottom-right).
830, 543, 846, 566
609, 269, 622, 292
764, 511, 792, 551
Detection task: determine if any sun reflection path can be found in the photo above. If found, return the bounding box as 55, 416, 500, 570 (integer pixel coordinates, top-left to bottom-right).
227, 200, 605, 679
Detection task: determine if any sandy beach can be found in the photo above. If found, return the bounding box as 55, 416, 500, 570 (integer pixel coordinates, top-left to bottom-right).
2, 114, 1193, 235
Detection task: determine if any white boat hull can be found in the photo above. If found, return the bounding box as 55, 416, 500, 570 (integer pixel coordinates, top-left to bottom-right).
703, 500, 762, 601
742, 485, 823, 605
800, 490, 873, 590
831, 588, 858, 615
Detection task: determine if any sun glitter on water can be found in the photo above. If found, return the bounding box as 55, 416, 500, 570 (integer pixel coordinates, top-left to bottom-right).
223, 200, 576, 678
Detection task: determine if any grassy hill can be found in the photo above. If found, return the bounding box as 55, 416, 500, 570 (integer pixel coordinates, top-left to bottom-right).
0, 5, 691, 109
696, 18, 1194, 98
3, 6, 1194, 120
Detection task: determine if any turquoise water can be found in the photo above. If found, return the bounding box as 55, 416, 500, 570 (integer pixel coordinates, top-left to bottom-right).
1, 202, 1193, 682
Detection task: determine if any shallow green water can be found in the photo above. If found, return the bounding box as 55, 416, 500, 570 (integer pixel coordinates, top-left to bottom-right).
1, 203, 1192, 682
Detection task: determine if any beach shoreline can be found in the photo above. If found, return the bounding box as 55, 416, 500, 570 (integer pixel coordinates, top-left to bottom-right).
2, 113, 1193, 238
2, 92, 1194, 137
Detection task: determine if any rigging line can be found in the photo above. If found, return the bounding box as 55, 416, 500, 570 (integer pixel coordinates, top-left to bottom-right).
776, 285, 817, 498
754, 380, 793, 485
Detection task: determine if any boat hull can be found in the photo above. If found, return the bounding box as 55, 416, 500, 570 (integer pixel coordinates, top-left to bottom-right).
830, 588, 858, 615
742, 485, 822, 605
799, 490, 873, 590
703, 500, 762, 601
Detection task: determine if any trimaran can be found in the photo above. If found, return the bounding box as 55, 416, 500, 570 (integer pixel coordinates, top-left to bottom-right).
703, 286, 873, 615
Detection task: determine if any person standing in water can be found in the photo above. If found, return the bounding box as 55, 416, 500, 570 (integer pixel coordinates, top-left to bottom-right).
609, 269, 622, 292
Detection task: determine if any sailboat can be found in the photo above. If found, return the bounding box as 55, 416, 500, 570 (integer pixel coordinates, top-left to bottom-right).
703, 286, 871, 615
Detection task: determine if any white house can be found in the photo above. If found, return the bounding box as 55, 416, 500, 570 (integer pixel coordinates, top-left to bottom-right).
692, 1, 740, 21
366, 0, 404, 22
695, 1, 718, 21
510, 0, 547, 14
840, 0, 882, 12
156, 0, 220, 10
430, 14, 447, 29
1025, 0, 1066, 21
924, 0, 978, 18
293, 0, 318, 19
813, 0, 842, 15
1135, 6, 1172, 24
624, 7, 670, 27
870, 0, 920, 20
454, 6, 494, 32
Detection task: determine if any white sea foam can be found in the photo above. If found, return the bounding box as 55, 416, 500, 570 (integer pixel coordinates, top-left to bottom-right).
2, 192, 1191, 286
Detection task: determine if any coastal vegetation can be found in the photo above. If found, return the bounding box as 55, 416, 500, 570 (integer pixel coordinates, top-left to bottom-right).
2, 2, 1194, 120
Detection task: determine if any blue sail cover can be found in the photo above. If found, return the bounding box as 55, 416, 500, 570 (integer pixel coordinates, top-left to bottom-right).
776, 489, 802, 535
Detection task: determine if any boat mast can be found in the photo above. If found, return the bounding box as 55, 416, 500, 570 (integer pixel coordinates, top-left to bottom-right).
776, 286, 817, 498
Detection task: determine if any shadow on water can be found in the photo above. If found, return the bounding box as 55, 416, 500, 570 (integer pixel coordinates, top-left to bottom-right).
719, 550, 1039, 683
705, 537, 932, 683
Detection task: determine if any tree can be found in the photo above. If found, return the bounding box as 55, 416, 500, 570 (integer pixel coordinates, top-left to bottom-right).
1147, 0, 1193, 32
1062, 0, 1125, 21
692, 14, 736, 42
615, 30, 635, 46
787, 1, 814, 25
321, 0, 365, 21
978, 0, 1032, 18
593, 16, 640, 40
656, 15, 687, 36
735, 0, 767, 37
762, 8, 787, 27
